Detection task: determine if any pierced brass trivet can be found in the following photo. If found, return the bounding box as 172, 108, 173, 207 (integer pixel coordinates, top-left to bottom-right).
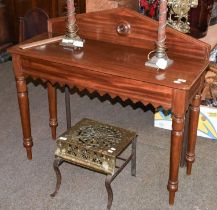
55, 118, 136, 174
51, 118, 137, 210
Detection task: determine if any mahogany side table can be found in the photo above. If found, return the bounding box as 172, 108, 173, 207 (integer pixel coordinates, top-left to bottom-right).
8, 8, 210, 205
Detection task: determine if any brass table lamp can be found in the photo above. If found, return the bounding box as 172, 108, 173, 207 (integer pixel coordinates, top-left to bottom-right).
145, 0, 173, 70
60, 0, 85, 48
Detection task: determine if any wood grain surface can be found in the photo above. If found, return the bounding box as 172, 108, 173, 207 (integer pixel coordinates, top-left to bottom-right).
47, 8, 210, 60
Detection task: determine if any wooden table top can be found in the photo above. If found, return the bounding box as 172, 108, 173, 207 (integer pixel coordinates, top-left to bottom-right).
9, 8, 211, 110
10, 33, 208, 91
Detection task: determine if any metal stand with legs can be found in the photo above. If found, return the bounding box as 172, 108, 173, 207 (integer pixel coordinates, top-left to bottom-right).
50, 138, 137, 210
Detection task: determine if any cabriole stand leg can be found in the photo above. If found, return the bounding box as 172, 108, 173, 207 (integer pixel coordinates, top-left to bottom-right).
105, 175, 113, 210
50, 157, 63, 197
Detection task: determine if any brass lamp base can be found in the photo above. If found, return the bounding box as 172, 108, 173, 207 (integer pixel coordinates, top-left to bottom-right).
145, 55, 173, 70
60, 36, 85, 49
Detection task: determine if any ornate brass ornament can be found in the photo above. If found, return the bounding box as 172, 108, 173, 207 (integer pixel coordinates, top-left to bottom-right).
55, 118, 137, 174
167, 0, 198, 33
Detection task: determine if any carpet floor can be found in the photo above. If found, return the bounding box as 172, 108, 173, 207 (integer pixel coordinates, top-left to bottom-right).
0, 61, 217, 210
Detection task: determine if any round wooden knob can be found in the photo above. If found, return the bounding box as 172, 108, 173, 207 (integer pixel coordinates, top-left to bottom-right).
116, 22, 131, 36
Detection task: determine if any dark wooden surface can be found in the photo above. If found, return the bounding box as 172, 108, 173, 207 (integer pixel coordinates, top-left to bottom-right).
19, 8, 49, 43
3, 0, 56, 43
3, 0, 85, 44
0, 2, 11, 52
8, 8, 210, 205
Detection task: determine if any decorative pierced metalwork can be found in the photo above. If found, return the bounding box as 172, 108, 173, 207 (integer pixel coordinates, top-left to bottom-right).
55, 118, 136, 174
51, 119, 137, 210
70, 124, 122, 148
167, 0, 198, 33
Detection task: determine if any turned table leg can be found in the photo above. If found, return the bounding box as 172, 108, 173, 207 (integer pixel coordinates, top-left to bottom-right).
167, 113, 185, 205
186, 95, 201, 175
47, 82, 58, 140
180, 109, 190, 167
16, 76, 33, 160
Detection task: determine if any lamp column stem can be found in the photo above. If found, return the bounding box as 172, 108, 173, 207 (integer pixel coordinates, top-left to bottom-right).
66, 0, 77, 39
156, 0, 168, 58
